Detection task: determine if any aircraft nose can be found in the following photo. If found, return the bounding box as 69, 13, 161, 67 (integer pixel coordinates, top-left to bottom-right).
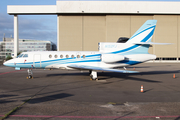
3, 59, 14, 67
3, 61, 8, 66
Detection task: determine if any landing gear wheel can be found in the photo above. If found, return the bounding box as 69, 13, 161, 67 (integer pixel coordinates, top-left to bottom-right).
90, 75, 94, 81
90, 77, 98, 81
28, 75, 32, 79
90, 71, 98, 81
27, 69, 33, 79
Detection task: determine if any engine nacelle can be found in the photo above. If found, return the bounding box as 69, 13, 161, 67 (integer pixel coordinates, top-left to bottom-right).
101, 54, 125, 63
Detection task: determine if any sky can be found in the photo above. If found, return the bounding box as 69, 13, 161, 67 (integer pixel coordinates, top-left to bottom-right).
0, 0, 57, 44
1, 0, 180, 45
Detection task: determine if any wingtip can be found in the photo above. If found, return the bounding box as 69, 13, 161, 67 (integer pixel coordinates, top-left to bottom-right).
123, 71, 139, 73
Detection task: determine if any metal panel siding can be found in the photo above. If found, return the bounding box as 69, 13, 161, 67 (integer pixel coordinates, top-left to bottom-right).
178, 16, 180, 57
106, 15, 131, 42
58, 16, 83, 51
83, 16, 106, 51
57, 14, 179, 58
154, 15, 178, 57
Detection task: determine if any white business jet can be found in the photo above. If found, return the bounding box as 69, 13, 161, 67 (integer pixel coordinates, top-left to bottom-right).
3, 20, 169, 80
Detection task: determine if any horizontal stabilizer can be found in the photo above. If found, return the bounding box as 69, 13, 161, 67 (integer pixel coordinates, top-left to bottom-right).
68, 64, 139, 73
133, 42, 172, 45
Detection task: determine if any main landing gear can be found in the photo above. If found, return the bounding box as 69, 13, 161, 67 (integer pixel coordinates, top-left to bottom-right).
27, 69, 33, 79
89, 70, 98, 81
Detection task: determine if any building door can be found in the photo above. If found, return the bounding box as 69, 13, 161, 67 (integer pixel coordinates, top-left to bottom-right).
33, 54, 41, 68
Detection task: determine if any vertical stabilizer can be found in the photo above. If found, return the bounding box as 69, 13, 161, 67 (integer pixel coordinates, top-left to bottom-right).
127, 20, 157, 43
109, 20, 157, 55
122, 20, 157, 54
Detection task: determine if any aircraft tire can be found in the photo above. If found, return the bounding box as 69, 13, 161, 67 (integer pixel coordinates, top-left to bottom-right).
28, 75, 32, 79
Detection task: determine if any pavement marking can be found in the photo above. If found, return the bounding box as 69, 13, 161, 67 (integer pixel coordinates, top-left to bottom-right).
0, 69, 27, 75
0, 115, 180, 119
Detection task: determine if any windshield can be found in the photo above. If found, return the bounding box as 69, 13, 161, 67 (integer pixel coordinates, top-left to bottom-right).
17, 54, 24, 58
23, 54, 28, 58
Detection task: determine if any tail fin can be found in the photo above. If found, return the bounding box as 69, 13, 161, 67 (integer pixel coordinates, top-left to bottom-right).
127, 20, 157, 44
121, 20, 157, 54
99, 20, 157, 54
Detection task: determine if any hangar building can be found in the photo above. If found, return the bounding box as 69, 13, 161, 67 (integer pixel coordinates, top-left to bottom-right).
7, 1, 180, 61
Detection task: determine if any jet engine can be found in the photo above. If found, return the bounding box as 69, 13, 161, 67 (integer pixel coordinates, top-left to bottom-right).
101, 54, 125, 63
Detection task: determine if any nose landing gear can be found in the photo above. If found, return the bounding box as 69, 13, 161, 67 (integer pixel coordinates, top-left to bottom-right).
27, 69, 33, 79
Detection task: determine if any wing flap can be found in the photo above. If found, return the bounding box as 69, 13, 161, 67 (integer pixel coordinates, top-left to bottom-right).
68, 64, 139, 73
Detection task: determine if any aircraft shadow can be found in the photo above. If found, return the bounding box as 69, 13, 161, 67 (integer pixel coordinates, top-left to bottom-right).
25, 93, 73, 104
175, 116, 180, 120
0, 100, 16, 104
46, 70, 180, 83
97, 75, 161, 83
2, 70, 179, 104
0, 95, 18, 104
98, 70, 180, 76
47, 70, 180, 76
0, 95, 18, 98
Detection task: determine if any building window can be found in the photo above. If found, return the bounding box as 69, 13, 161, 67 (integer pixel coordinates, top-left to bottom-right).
49, 55, 52, 58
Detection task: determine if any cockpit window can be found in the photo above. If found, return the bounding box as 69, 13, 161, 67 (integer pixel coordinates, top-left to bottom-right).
17, 54, 24, 58
23, 54, 28, 58
17, 54, 21, 58
19, 54, 24, 58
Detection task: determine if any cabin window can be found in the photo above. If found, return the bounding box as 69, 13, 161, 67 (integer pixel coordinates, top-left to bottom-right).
23, 54, 28, 58
71, 55, 74, 58
83, 55, 86, 58
49, 55, 52, 58
66, 55, 69, 58
60, 55, 63, 58
55, 55, 58, 58
77, 55, 80, 58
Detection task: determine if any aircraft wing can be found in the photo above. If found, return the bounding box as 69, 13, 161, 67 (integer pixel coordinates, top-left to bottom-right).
68, 64, 139, 73
133, 42, 172, 45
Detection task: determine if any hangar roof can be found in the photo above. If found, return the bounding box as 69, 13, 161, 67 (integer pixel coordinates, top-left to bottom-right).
7, 1, 180, 15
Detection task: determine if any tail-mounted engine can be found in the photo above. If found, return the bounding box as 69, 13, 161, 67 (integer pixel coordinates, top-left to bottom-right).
101, 54, 125, 63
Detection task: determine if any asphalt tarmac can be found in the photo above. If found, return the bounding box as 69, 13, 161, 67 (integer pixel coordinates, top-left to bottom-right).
0, 63, 180, 120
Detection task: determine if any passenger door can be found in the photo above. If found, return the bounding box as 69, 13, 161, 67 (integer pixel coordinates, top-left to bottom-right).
33, 54, 41, 68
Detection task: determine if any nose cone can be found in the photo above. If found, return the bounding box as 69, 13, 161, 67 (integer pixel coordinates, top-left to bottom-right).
3, 61, 8, 66
3, 59, 14, 67
3, 61, 6, 66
